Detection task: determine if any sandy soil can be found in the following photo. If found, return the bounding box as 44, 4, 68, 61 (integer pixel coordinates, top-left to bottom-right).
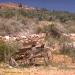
0, 54, 75, 75
0, 66, 75, 75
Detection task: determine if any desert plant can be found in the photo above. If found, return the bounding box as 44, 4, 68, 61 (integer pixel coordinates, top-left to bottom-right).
0, 9, 15, 18
0, 40, 19, 63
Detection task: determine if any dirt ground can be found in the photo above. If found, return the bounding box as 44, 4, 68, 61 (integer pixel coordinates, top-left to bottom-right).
0, 54, 75, 75
0, 66, 75, 75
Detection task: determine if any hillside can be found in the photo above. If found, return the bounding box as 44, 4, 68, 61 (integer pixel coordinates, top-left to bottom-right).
0, 3, 75, 36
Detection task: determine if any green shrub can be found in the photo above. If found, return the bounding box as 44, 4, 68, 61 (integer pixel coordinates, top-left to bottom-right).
0, 10, 15, 18
0, 40, 18, 63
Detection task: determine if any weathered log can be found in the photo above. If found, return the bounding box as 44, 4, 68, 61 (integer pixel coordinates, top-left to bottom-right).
9, 57, 18, 67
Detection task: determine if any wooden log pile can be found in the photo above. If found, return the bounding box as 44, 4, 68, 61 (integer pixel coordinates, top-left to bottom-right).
11, 33, 52, 66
